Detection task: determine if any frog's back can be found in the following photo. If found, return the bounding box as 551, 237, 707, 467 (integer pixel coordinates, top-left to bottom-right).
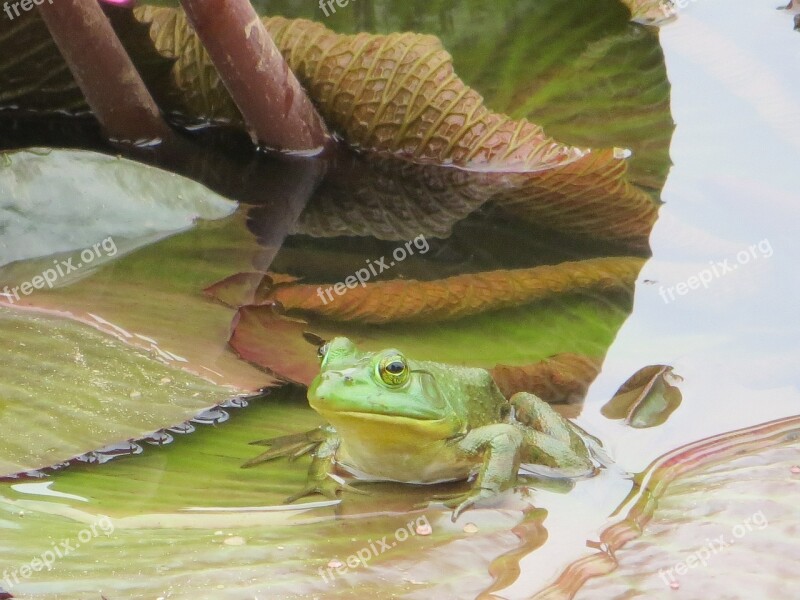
414, 360, 507, 428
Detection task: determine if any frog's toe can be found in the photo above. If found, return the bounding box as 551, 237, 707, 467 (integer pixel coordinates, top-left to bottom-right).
436, 488, 498, 521
451, 497, 477, 521
245, 428, 328, 467
284, 474, 367, 503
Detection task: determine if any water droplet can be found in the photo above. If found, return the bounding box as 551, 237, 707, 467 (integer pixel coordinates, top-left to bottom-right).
415, 523, 432, 536
463, 523, 479, 534
224, 536, 246, 546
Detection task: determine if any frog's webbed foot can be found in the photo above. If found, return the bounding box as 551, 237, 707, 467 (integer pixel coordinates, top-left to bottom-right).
242, 426, 333, 468
441, 424, 524, 520
276, 430, 370, 504
285, 472, 369, 503
433, 487, 504, 521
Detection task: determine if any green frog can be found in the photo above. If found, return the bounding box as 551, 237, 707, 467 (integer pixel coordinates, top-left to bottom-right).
244, 337, 601, 519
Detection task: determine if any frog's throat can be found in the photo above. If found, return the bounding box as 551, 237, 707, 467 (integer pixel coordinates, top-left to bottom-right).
314, 409, 461, 438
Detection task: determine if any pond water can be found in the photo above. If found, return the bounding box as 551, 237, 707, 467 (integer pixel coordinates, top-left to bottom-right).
0, 0, 798, 598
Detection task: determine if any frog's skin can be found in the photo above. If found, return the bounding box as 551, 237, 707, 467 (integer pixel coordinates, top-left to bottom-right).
244, 337, 600, 519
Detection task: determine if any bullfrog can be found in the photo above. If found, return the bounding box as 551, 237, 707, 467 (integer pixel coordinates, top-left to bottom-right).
244, 337, 602, 519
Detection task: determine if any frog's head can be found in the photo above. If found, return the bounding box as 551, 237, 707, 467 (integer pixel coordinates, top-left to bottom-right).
308, 337, 461, 440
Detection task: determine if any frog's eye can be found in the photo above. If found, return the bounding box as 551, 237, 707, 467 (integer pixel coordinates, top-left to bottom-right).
378, 354, 409, 386
317, 343, 329, 361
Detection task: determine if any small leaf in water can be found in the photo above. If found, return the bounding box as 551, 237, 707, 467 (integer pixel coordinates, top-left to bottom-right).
601, 365, 683, 428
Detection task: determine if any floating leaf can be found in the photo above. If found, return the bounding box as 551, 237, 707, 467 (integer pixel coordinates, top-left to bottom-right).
0, 6, 665, 247
0, 307, 236, 477
2, 206, 277, 392
490, 354, 602, 404
539, 416, 800, 599
255, 256, 643, 324
601, 364, 683, 428
0, 147, 236, 268
132, 6, 660, 246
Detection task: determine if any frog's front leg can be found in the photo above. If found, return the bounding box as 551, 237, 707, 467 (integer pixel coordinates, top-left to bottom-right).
284, 430, 368, 503
441, 424, 525, 521
510, 392, 596, 476
242, 426, 334, 468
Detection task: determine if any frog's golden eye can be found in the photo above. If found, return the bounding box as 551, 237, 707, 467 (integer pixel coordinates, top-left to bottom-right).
378, 354, 409, 386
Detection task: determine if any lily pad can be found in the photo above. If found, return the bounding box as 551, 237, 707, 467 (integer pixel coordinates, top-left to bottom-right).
228, 291, 631, 386
210, 256, 643, 324
1, 211, 278, 393
0, 148, 237, 268
0, 306, 237, 477
538, 416, 800, 599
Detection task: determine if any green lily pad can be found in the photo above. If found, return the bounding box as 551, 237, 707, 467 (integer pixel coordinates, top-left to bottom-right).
229, 292, 632, 386
0, 306, 237, 477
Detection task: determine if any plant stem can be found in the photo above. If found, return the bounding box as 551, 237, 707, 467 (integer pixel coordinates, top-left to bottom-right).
36, 0, 170, 144
180, 0, 329, 154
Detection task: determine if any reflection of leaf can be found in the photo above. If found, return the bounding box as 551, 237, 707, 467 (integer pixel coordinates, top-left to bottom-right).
601, 364, 682, 428
0, 307, 235, 477
291, 149, 658, 247
222, 257, 643, 324
491, 149, 659, 246
490, 354, 602, 404
291, 152, 497, 241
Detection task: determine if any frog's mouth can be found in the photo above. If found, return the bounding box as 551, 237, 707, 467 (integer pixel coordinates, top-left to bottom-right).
315, 408, 459, 440
312, 403, 445, 421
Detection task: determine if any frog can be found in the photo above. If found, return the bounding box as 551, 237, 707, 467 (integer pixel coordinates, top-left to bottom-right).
244, 337, 602, 519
